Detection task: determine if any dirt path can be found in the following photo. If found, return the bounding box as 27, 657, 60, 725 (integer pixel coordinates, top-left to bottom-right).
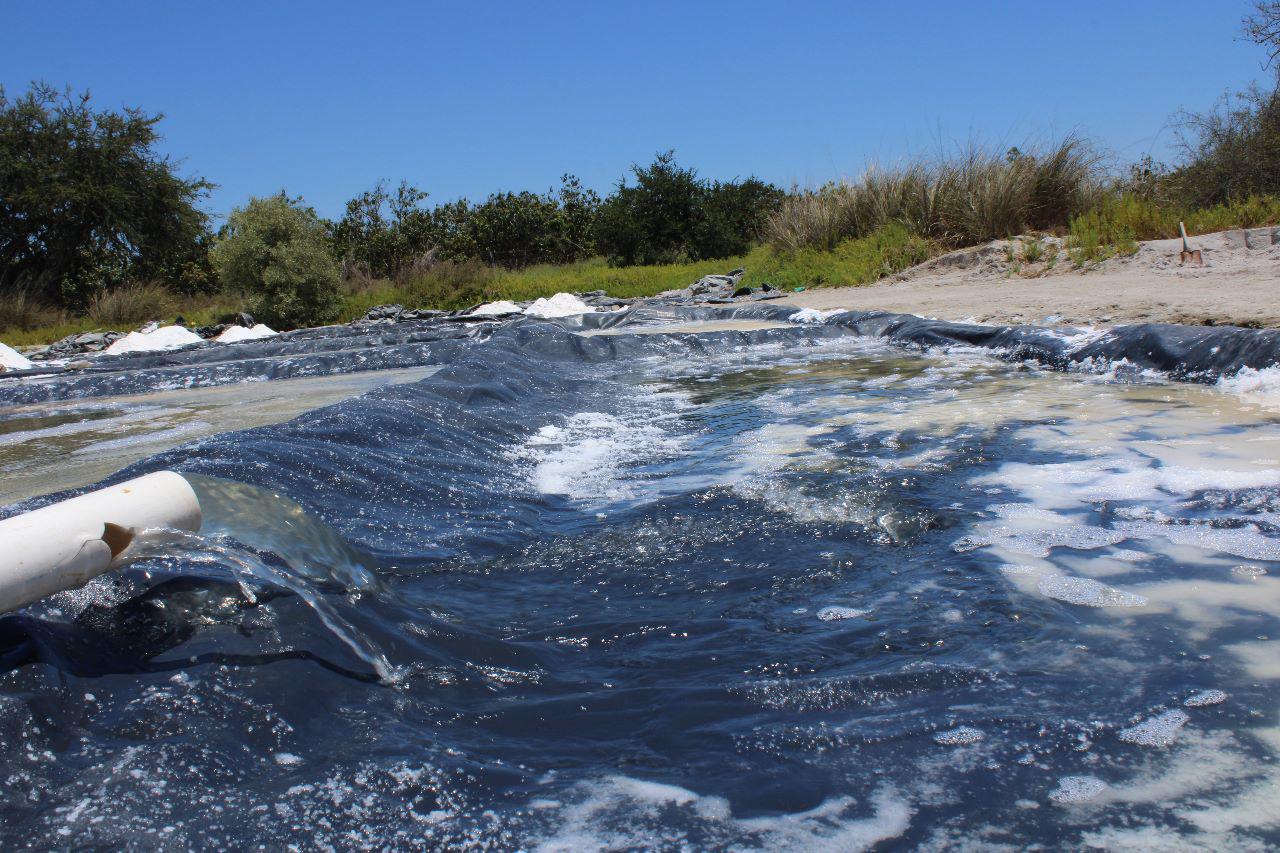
777, 228, 1280, 328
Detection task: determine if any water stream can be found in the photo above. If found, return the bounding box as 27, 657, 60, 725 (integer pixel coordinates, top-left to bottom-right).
1, 324, 1278, 849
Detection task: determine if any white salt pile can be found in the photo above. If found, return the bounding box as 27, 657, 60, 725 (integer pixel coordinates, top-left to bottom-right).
0, 341, 34, 372
470, 300, 523, 317
104, 325, 203, 355
524, 292, 594, 318
216, 323, 277, 343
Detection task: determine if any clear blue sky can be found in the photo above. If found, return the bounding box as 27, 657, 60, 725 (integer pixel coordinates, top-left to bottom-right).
3, 1, 1272, 221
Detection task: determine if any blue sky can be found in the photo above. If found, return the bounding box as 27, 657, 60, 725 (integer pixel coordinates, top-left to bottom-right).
3, 1, 1272, 221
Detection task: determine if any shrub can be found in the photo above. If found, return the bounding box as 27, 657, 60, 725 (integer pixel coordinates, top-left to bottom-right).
211, 194, 341, 329
1168, 84, 1280, 208
594, 151, 783, 266
86, 282, 175, 327
765, 138, 1100, 251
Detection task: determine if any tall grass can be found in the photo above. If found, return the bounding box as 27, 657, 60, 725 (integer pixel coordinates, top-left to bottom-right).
86, 282, 176, 327
1065, 192, 1280, 266
766, 138, 1101, 252
0, 288, 65, 333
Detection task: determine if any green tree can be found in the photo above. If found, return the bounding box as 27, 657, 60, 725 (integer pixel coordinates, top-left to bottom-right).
594, 151, 782, 266
0, 83, 213, 306
211, 194, 341, 329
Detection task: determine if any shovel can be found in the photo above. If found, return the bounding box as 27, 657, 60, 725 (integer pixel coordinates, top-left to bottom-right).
1179, 222, 1202, 266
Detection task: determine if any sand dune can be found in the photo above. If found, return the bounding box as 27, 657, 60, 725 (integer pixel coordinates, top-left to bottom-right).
780, 227, 1280, 328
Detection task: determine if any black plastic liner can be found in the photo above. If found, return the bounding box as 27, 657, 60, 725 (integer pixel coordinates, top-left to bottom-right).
3, 304, 1279, 408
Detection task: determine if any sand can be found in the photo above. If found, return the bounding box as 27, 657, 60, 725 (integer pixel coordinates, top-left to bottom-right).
778, 227, 1280, 328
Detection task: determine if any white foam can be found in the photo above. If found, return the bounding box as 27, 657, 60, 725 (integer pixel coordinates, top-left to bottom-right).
1184, 690, 1227, 708
1049, 775, 1107, 803
0, 341, 33, 371
789, 308, 844, 324
816, 606, 868, 622
1217, 365, 1280, 411
1118, 709, 1190, 747
933, 726, 984, 746
1037, 574, 1148, 608
518, 403, 688, 505
470, 300, 523, 317
104, 325, 203, 355
216, 323, 277, 343
524, 293, 595, 318
532, 776, 912, 852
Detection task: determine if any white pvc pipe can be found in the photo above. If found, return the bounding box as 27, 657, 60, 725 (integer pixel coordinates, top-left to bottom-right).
0, 471, 202, 614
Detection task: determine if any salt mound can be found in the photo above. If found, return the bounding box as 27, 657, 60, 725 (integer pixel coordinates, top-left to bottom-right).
216, 323, 277, 343
0, 341, 33, 372
104, 325, 203, 355
470, 300, 523, 317
524, 292, 594, 318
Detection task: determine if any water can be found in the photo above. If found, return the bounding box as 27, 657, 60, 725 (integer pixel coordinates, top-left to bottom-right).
2, 321, 1280, 849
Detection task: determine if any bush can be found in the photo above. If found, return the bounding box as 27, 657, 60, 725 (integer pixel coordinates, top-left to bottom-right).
331, 174, 599, 276
211, 194, 342, 329
765, 138, 1100, 252
1168, 84, 1280, 208
594, 151, 783, 266
86, 282, 175, 327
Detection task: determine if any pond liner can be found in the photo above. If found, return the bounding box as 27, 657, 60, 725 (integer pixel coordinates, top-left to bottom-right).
2, 304, 1279, 409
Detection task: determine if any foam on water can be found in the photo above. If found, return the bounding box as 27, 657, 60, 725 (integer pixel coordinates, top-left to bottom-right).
1118, 709, 1191, 747
1049, 776, 1108, 804
6, 318, 1280, 848
1036, 574, 1148, 608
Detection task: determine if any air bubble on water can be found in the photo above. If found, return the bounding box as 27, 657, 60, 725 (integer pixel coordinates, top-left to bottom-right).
1118, 710, 1190, 747
933, 726, 984, 746
1184, 690, 1228, 708
1049, 776, 1107, 804
1037, 574, 1148, 608
1232, 565, 1268, 578
816, 606, 868, 622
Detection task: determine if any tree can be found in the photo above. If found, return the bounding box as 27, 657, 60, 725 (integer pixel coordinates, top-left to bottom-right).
329, 179, 431, 279
0, 83, 213, 306
594, 151, 782, 266
1244, 2, 1280, 68
211, 194, 341, 329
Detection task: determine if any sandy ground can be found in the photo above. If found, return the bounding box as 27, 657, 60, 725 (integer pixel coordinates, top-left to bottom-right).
778, 227, 1280, 328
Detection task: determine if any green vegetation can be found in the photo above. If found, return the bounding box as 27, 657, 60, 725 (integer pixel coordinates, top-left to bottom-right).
4, 5, 1280, 347
0, 83, 212, 308
593, 150, 782, 266
211, 195, 342, 329
765, 139, 1101, 252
